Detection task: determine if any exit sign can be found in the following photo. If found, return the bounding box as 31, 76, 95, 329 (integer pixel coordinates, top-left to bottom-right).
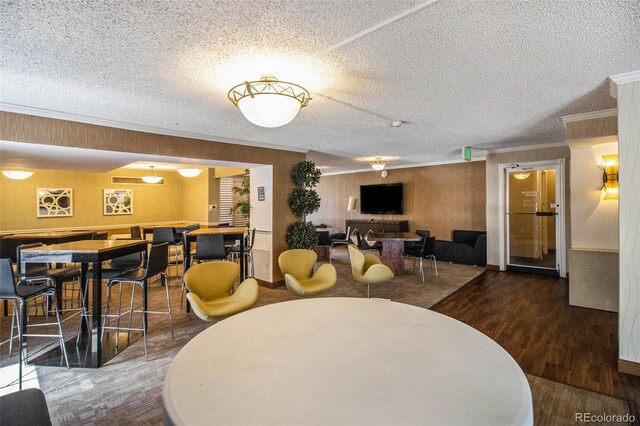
463, 147, 472, 161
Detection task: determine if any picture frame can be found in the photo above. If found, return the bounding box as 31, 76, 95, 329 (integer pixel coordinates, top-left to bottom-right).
37, 188, 73, 217
104, 189, 133, 215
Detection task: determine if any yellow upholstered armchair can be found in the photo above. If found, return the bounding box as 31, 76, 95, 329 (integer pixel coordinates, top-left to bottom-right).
184, 261, 259, 322
347, 244, 394, 298
278, 249, 337, 297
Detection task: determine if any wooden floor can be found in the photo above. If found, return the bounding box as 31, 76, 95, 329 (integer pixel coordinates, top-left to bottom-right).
432, 270, 640, 412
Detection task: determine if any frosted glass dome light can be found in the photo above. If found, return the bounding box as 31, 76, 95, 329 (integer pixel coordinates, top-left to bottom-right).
177, 167, 203, 178
229, 75, 310, 128
2, 170, 34, 180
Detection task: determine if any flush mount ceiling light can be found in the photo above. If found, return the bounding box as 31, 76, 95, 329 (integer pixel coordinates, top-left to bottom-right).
512, 172, 531, 180
228, 75, 311, 128
2, 170, 34, 180
370, 157, 386, 171
141, 166, 162, 184
177, 166, 203, 178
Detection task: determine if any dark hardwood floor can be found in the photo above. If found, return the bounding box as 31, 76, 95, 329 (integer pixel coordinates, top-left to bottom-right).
431, 270, 640, 411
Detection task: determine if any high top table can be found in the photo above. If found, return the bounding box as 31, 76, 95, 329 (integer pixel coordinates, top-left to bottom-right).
142, 223, 193, 239
182, 227, 247, 313
20, 239, 148, 368
163, 298, 533, 425
368, 232, 421, 275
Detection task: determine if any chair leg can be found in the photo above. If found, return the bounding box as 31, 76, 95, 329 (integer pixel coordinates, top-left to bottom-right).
420, 258, 424, 283
101, 283, 114, 343
9, 301, 17, 356
367, 284, 370, 299
431, 255, 438, 278
17, 300, 24, 391
139, 283, 148, 361
127, 284, 136, 342
51, 293, 69, 369
163, 272, 174, 339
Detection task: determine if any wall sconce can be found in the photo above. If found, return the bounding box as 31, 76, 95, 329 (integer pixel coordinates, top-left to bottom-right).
347, 196, 358, 219
601, 154, 618, 200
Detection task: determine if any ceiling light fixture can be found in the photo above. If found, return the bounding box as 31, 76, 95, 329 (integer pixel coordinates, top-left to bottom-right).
228, 74, 311, 128
370, 157, 386, 171
2, 170, 34, 180
177, 166, 203, 178
141, 166, 162, 184
512, 172, 531, 180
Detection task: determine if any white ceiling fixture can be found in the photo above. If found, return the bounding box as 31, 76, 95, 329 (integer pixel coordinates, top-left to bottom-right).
177, 166, 203, 178
228, 75, 311, 128
141, 166, 162, 184
370, 157, 386, 171
1, 170, 33, 180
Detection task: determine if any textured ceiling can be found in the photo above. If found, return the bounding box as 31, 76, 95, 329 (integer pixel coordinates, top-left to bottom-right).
1, 0, 639, 174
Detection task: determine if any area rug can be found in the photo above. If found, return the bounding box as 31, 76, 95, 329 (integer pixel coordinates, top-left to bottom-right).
2, 248, 485, 424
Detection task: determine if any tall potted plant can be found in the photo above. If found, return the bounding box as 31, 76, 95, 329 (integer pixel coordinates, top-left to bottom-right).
230, 170, 250, 227
286, 161, 321, 249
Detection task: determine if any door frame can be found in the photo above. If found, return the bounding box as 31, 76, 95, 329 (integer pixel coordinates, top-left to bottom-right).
498, 159, 566, 277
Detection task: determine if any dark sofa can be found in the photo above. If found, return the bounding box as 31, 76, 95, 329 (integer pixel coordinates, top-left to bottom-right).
434, 230, 486, 266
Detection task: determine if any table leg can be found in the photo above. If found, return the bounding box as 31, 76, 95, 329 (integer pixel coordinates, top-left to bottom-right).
381, 240, 405, 275
183, 238, 192, 313
80, 263, 89, 334
91, 261, 102, 367
239, 236, 245, 281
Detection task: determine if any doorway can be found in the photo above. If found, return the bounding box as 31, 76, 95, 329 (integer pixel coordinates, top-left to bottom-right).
499, 160, 566, 277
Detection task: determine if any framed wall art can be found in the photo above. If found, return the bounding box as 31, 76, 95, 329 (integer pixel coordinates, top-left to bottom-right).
104, 189, 133, 215
37, 188, 73, 217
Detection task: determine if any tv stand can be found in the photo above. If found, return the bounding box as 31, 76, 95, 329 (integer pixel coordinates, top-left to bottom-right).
346, 219, 409, 234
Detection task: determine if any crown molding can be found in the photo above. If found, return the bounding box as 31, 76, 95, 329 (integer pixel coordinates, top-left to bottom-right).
320, 141, 569, 176
486, 140, 567, 154
560, 109, 618, 127
0, 103, 308, 154
609, 70, 640, 98
321, 157, 486, 176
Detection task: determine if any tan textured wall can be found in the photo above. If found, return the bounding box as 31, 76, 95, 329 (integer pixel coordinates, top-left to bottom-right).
0, 167, 183, 231
0, 112, 305, 283
485, 146, 571, 267
182, 168, 210, 223
308, 161, 486, 241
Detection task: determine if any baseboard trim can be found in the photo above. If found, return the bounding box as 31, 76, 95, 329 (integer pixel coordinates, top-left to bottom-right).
485, 264, 500, 270
619, 359, 640, 377
256, 278, 284, 289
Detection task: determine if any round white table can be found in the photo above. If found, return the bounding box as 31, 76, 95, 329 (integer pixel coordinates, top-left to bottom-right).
163, 298, 533, 425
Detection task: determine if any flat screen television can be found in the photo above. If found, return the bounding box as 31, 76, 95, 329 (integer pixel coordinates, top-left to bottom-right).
360, 183, 403, 214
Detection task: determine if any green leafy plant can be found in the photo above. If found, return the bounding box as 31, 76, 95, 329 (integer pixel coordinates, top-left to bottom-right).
291, 160, 321, 188
286, 161, 322, 249
286, 221, 319, 249
288, 188, 320, 217
229, 170, 250, 227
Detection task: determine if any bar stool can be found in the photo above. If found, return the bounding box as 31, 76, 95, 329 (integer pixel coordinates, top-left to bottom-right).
152, 227, 180, 285
0, 259, 69, 389
101, 243, 173, 361
227, 228, 255, 277
16, 243, 82, 314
